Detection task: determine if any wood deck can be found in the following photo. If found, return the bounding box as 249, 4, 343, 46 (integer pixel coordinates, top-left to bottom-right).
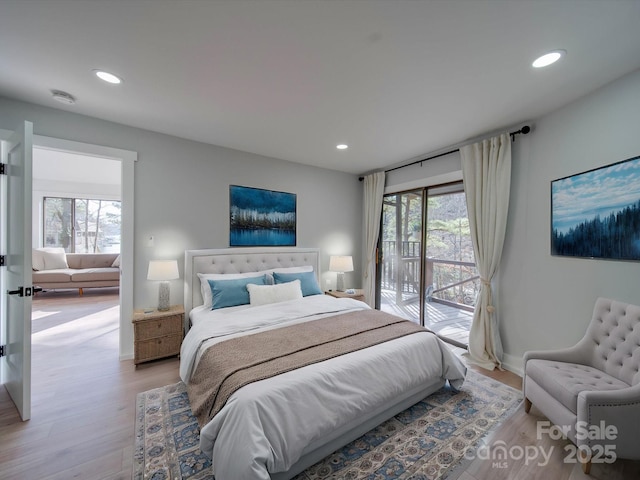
380, 289, 472, 347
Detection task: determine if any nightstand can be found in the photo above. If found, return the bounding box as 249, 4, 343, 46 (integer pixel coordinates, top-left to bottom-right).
325, 289, 365, 302
132, 305, 184, 365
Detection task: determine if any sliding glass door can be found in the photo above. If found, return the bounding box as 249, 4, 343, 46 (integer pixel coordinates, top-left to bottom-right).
378, 183, 476, 347
379, 190, 424, 320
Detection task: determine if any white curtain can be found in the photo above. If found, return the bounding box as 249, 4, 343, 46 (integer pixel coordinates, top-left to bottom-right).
362, 171, 385, 307
461, 133, 511, 370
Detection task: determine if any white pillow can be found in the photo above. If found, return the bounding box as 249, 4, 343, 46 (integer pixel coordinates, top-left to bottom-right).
32, 249, 46, 271
247, 280, 303, 306
42, 250, 69, 270
111, 255, 121, 267
270, 265, 314, 274
32, 247, 67, 271
197, 271, 270, 308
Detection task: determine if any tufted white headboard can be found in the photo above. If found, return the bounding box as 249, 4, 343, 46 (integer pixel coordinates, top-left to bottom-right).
184, 247, 321, 321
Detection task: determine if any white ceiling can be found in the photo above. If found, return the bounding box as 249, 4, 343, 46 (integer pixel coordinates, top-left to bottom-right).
1, 0, 640, 175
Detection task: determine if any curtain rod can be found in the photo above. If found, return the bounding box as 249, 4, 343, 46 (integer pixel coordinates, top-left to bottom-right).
358, 125, 530, 181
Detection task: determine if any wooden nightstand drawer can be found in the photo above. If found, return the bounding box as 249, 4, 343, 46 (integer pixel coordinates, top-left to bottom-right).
132, 305, 185, 365
135, 315, 182, 341
135, 334, 182, 363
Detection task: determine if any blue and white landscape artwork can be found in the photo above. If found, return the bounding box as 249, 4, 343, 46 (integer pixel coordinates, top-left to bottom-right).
230, 185, 296, 246
551, 155, 640, 260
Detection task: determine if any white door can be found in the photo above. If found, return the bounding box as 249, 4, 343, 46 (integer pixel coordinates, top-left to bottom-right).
1, 121, 33, 421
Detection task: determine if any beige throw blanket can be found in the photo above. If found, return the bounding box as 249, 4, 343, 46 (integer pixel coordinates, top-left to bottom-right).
187, 309, 428, 427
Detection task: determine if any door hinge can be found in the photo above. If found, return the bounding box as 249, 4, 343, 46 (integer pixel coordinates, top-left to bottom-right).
0, 255, 4, 266
0, 345, 5, 358
0, 162, 6, 175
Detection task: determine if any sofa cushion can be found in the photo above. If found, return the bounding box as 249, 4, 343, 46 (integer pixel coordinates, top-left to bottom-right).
526, 359, 629, 414
32, 269, 74, 283
71, 268, 120, 282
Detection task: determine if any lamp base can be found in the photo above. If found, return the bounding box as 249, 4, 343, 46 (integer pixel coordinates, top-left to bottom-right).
336, 272, 346, 292
158, 281, 170, 311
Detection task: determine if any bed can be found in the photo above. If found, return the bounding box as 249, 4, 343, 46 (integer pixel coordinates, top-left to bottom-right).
181, 247, 467, 480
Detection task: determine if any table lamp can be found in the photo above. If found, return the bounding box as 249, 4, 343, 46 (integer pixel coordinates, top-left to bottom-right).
147, 260, 179, 311
329, 255, 354, 292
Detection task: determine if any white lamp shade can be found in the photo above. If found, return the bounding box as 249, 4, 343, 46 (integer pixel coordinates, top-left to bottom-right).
147, 260, 180, 281
329, 255, 354, 273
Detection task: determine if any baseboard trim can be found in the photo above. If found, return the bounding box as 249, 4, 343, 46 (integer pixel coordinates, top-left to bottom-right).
119, 353, 134, 361
501, 353, 524, 377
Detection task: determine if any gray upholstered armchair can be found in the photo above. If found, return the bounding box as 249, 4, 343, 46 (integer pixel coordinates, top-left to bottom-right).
523, 297, 640, 474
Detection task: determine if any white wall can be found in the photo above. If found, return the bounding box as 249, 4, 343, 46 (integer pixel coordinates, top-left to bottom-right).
384, 151, 462, 193
499, 69, 640, 373
0, 96, 362, 359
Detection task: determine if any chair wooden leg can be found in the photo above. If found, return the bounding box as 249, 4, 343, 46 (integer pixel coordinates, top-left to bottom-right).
524, 397, 532, 413
579, 448, 592, 475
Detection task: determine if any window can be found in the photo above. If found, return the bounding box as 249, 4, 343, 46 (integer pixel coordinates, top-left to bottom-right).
43, 197, 121, 253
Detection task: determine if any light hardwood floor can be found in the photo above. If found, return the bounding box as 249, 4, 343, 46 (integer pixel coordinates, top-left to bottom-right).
1, 289, 179, 480
1, 290, 638, 479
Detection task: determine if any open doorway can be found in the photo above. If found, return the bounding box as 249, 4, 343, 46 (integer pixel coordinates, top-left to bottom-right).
29, 135, 136, 365
31, 148, 122, 362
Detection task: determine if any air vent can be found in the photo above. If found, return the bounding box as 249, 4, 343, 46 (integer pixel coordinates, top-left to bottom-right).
51, 90, 76, 105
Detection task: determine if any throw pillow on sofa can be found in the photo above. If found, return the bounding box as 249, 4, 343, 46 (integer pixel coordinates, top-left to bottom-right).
32, 247, 69, 271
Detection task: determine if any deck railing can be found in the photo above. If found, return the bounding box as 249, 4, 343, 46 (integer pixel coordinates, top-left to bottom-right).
380, 241, 478, 311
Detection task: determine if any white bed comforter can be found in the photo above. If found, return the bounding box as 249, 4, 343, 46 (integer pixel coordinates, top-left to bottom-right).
180, 295, 467, 480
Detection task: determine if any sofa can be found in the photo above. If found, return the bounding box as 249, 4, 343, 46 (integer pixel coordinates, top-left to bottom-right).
32, 249, 120, 295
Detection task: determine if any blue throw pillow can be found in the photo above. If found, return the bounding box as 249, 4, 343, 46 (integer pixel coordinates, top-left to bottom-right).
208, 275, 267, 310
273, 271, 322, 297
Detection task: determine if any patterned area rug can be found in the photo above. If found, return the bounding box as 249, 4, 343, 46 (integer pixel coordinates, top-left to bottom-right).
134, 369, 522, 480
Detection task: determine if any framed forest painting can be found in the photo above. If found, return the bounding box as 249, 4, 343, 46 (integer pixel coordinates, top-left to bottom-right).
551, 155, 640, 261
229, 185, 296, 246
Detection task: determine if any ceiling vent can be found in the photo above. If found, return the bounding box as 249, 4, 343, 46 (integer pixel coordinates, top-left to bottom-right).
51, 90, 76, 105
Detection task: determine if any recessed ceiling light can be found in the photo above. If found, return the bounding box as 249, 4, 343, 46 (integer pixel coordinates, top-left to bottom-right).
336, 144, 348, 150
93, 69, 123, 84
51, 89, 76, 105
532, 50, 566, 68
